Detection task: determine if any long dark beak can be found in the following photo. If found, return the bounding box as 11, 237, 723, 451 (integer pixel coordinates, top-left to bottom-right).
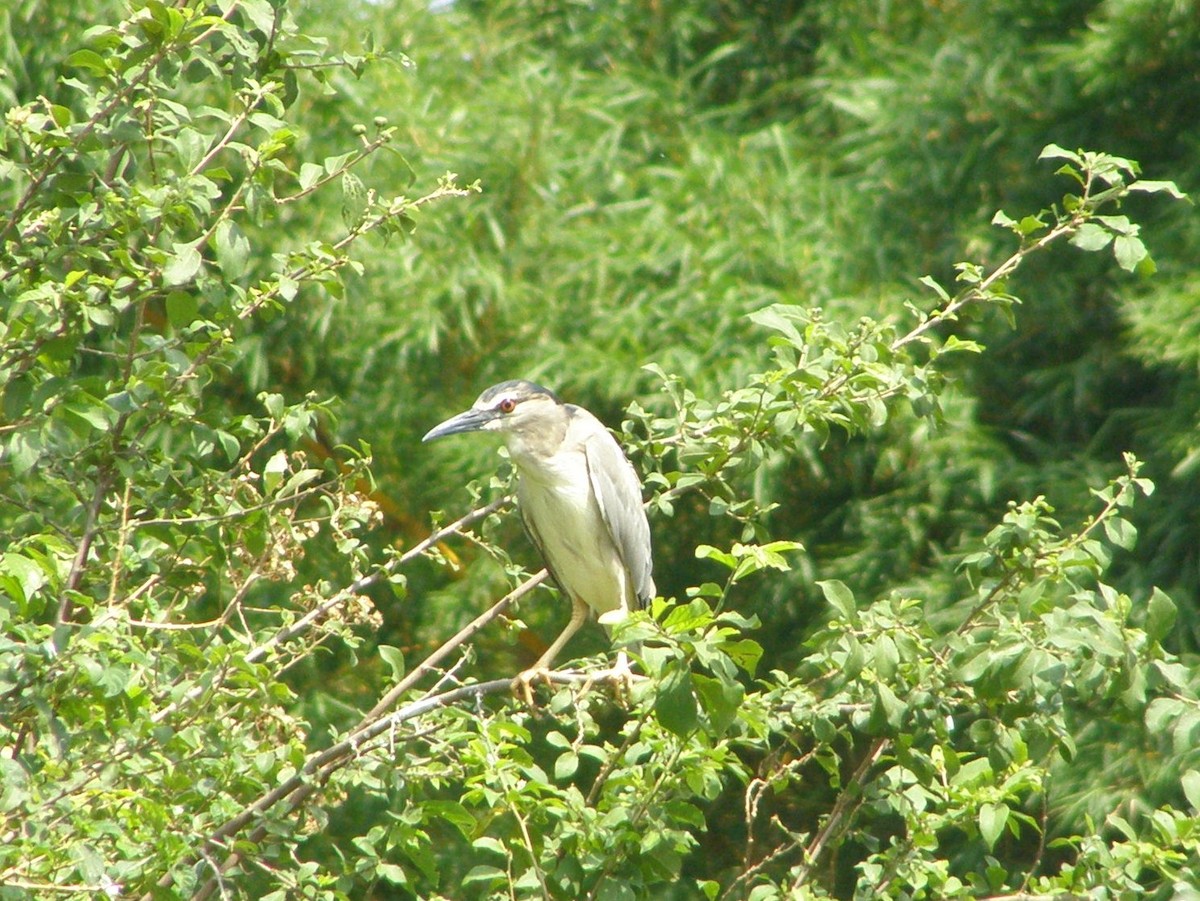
422, 407, 495, 442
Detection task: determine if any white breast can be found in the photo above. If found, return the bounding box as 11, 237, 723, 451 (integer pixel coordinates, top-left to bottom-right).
514, 447, 630, 617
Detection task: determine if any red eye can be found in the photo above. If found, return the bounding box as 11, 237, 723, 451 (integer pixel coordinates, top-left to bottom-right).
499, 398, 516, 414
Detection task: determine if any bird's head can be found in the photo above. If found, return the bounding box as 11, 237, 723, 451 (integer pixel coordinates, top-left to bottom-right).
422, 380, 564, 445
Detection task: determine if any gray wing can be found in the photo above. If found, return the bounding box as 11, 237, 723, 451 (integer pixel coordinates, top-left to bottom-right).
582, 424, 656, 609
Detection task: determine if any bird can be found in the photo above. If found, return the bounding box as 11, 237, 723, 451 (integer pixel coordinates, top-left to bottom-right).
423, 380, 655, 697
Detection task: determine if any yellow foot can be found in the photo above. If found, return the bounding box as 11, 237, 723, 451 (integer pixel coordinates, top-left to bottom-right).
512, 667, 554, 706
608, 651, 636, 703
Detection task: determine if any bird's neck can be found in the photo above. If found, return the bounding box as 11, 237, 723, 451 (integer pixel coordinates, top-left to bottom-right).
505, 419, 568, 466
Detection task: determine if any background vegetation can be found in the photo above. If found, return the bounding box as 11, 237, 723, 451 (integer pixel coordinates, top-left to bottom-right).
2, 0, 1199, 897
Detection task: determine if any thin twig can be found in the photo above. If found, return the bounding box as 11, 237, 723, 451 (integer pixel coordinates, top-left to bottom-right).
181, 667, 633, 901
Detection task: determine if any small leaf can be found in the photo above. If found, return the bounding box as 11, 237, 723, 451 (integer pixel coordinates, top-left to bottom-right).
278, 468, 322, 498
1017, 215, 1046, 236
1113, 235, 1147, 272
1144, 588, 1177, 643
2, 553, 48, 602
870, 681, 905, 732
64, 399, 115, 432
298, 162, 325, 192
215, 430, 241, 463
472, 836, 507, 857
164, 242, 203, 286
655, 666, 698, 737
695, 544, 736, 570
263, 449, 288, 494
720, 638, 762, 677
7, 432, 41, 475
462, 865, 505, 886
214, 220, 251, 280
1128, 180, 1188, 200
818, 579, 856, 621
1069, 223, 1112, 252
342, 171, 368, 229
1182, 770, 1200, 811
378, 645, 405, 681
991, 209, 1016, 229
596, 882, 637, 901
1102, 516, 1137, 550
554, 751, 579, 781
1095, 214, 1135, 235
66, 49, 108, 76
376, 863, 408, 886
979, 802, 1009, 850
693, 672, 743, 735
918, 274, 950, 302
1038, 143, 1080, 163
262, 393, 285, 420
165, 291, 199, 328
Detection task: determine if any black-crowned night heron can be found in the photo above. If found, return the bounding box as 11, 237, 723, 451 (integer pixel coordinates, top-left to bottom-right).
423, 380, 655, 695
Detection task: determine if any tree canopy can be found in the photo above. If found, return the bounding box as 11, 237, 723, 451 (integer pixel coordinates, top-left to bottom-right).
2, 0, 1199, 898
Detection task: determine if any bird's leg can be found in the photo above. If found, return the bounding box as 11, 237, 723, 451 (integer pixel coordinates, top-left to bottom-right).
513, 595, 589, 704
610, 648, 636, 700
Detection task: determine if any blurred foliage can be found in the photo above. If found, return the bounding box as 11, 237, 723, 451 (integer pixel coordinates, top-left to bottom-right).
3, 0, 1200, 898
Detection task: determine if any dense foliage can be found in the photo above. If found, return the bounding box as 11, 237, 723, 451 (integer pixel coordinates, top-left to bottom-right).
2, 0, 1199, 898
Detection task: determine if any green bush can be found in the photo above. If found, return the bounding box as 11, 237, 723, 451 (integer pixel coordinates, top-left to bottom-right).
3, 1, 1198, 898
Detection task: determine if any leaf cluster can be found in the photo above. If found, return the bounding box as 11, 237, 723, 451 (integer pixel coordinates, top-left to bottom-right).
4, 1, 1200, 899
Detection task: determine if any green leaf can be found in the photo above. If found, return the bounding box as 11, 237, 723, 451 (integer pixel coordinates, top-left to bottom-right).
1017, 215, 1046, 236
378, 645, 405, 681
1127, 180, 1188, 199
818, 579, 856, 621
298, 162, 325, 191
918, 274, 950, 302
596, 882, 637, 901
214, 430, 241, 463
278, 468, 322, 498
164, 242, 203, 286
1113, 234, 1147, 271
7, 432, 41, 475
262, 393, 285, 420
472, 836, 507, 857
64, 398, 115, 432
342, 171, 368, 229
554, 751, 579, 781
1, 553, 48, 603
1095, 214, 1134, 235
720, 638, 762, 677
66, 49, 108, 76
375, 863, 408, 886
1102, 516, 1137, 550
214, 221, 251, 280
693, 673, 743, 735
655, 666, 698, 737
695, 544, 736, 569
1182, 771, 1200, 811
1144, 588, 1177, 643
462, 865, 505, 886
747, 304, 804, 345
870, 681, 905, 732
1038, 143, 1080, 164
1069, 223, 1112, 252
238, 0, 279, 34
991, 209, 1016, 229
263, 450, 288, 494
979, 802, 1009, 851
165, 291, 199, 328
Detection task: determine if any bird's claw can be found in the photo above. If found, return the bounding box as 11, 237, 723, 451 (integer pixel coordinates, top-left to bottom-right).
608, 651, 636, 703
512, 667, 554, 706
